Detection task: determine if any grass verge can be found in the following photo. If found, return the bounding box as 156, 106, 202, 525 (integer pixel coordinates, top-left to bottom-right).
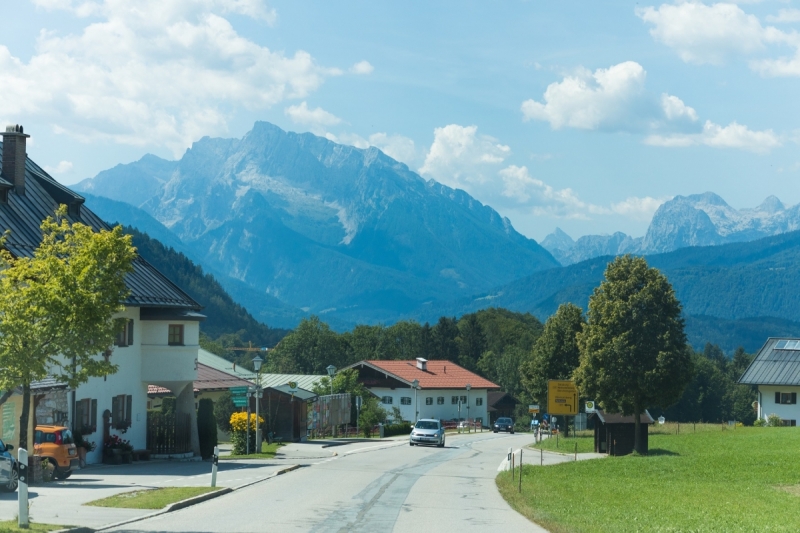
531, 432, 594, 454
223, 441, 285, 459
0, 521, 69, 532
85, 486, 222, 509
499, 427, 800, 532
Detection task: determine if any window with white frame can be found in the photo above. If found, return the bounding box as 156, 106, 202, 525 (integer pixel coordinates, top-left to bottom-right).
451, 396, 459, 405
460, 395, 467, 404
381, 396, 393, 404
401, 397, 411, 405
776, 392, 797, 404
437, 397, 444, 405
476, 397, 483, 406
114, 319, 134, 347
425, 397, 433, 405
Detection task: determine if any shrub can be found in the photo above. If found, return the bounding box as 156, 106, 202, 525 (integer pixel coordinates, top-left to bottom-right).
753, 417, 766, 427
161, 396, 177, 417
767, 413, 784, 427
214, 391, 236, 433
229, 412, 264, 454
197, 398, 217, 459
383, 422, 412, 437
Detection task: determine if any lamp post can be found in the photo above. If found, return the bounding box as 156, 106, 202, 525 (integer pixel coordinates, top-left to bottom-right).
326, 365, 336, 395
412, 379, 419, 422
252, 354, 264, 452
326, 365, 336, 437
466, 384, 471, 433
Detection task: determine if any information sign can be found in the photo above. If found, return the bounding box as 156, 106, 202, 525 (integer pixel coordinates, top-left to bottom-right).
232, 397, 248, 407
585, 401, 596, 414
528, 404, 540, 414
230, 387, 248, 396
547, 380, 578, 416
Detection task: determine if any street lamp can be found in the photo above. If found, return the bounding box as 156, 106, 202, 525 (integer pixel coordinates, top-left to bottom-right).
412, 379, 419, 422
252, 354, 264, 452
326, 365, 336, 396
466, 384, 471, 433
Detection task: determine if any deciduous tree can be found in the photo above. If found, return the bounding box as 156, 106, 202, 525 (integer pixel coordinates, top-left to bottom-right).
0, 207, 136, 451
575, 255, 692, 454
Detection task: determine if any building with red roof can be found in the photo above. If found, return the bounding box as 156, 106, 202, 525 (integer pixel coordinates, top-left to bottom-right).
344, 358, 499, 425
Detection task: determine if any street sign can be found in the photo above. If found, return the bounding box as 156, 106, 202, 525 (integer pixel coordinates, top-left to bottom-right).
230, 387, 248, 396
528, 404, 540, 413
585, 401, 596, 414
288, 381, 298, 390
547, 380, 578, 416
232, 397, 248, 407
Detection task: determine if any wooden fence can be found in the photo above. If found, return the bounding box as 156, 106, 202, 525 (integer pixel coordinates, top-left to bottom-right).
146, 412, 191, 455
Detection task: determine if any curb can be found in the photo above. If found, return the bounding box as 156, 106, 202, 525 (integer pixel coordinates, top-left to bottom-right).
60, 464, 305, 533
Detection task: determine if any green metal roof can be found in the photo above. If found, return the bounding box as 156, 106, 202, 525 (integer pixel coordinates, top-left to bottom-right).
259, 373, 325, 391
197, 349, 256, 381
267, 383, 317, 401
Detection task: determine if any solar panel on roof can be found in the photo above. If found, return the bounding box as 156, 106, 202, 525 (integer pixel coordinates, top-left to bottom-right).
776, 340, 789, 349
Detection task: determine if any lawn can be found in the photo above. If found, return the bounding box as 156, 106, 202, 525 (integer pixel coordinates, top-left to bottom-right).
86, 487, 223, 509
222, 441, 285, 460
0, 521, 69, 532
531, 430, 595, 454
499, 427, 800, 532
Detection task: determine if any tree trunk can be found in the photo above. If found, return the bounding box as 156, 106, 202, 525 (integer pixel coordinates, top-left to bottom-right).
18, 383, 31, 451
0, 389, 13, 408
633, 409, 642, 455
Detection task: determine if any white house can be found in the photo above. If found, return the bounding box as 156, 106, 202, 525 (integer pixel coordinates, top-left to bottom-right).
344, 358, 499, 425
0, 125, 204, 462
739, 338, 800, 426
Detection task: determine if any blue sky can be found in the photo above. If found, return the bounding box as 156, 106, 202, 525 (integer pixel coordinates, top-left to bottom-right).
2, 1, 799, 240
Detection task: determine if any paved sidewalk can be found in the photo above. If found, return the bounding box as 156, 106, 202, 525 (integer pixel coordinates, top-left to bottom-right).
498, 446, 606, 471
0, 458, 296, 529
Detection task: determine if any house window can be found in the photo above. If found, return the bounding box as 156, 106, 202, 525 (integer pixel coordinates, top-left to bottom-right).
75, 398, 98, 434
112, 394, 132, 430
401, 397, 412, 405
437, 397, 444, 405
425, 397, 433, 405
460, 396, 467, 405
381, 396, 393, 405
776, 392, 797, 405
114, 319, 134, 347
451, 396, 459, 405
782, 419, 797, 427
168, 324, 184, 346
476, 398, 483, 406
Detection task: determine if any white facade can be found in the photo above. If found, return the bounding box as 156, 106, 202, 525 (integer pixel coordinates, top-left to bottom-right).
756, 386, 800, 425
70, 307, 200, 463
373, 387, 490, 424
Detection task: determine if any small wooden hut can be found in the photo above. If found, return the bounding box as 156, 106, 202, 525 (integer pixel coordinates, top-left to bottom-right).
591, 409, 654, 456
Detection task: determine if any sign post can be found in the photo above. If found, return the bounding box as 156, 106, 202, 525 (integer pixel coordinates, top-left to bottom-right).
356, 396, 362, 437
18, 448, 28, 528
211, 445, 219, 487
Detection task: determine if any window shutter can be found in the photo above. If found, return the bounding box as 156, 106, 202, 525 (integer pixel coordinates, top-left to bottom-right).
91, 399, 97, 431
793, 393, 797, 405
127, 319, 134, 346
126, 395, 133, 424
74, 402, 83, 432
776, 392, 781, 404
112, 396, 120, 425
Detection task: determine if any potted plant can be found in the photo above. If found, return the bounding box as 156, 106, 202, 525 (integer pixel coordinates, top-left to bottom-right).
103, 435, 134, 464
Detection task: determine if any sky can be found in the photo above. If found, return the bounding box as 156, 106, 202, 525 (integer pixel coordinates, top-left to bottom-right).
2, 0, 800, 241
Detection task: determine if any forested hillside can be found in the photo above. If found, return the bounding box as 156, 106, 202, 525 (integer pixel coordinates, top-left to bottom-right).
126, 227, 289, 349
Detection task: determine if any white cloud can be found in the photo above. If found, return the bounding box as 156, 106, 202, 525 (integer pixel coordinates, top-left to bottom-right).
367, 133, 418, 166
284, 102, 341, 134
661, 94, 698, 122
43, 160, 74, 174
419, 125, 510, 189
0, 0, 337, 156
521, 61, 651, 130
349, 61, 374, 75
766, 9, 800, 24
645, 120, 781, 153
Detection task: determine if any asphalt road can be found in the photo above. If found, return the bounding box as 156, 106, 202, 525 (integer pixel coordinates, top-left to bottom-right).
106, 432, 547, 533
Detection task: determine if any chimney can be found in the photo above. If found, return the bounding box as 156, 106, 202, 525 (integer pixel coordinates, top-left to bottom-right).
416, 357, 427, 371
1, 125, 29, 195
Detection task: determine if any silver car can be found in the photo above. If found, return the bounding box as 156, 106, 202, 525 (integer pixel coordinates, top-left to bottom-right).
409, 419, 445, 447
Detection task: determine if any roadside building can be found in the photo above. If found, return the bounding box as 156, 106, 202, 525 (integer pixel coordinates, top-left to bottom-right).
739, 338, 800, 426
487, 391, 519, 424
343, 358, 499, 425
590, 409, 654, 456
0, 126, 204, 462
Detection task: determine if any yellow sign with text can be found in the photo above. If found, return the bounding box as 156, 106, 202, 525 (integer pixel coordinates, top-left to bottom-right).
547, 380, 578, 416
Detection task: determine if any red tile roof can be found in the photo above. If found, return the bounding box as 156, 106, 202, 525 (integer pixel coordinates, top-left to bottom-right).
357, 360, 499, 389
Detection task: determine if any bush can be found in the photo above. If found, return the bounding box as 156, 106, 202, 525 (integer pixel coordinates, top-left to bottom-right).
753, 417, 766, 427
767, 413, 784, 427
229, 412, 264, 455
214, 391, 236, 433
197, 398, 217, 459
383, 422, 412, 437
161, 396, 177, 417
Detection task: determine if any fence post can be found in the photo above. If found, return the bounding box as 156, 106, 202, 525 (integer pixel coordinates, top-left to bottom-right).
540, 446, 543, 466
511, 450, 515, 480
18, 448, 28, 528
211, 445, 219, 488
575, 442, 577, 461
518, 448, 523, 492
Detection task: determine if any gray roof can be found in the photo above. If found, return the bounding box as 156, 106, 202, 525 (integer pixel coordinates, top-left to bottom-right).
266, 384, 317, 401
0, 142, 201, 310
592, 409, 654, 425
259, 373, 326, 391
197, 349, 256, 381
739, 338, 800, 386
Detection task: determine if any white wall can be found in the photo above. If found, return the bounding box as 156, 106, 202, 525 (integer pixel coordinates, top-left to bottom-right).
757, 386, 800, 424
372, 387, 489, 424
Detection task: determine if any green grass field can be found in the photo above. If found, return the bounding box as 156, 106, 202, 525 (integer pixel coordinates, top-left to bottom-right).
223, 441, 285, 459
499, 427, 800, 532
85, 487, 222, 509
0, 521, 69, 532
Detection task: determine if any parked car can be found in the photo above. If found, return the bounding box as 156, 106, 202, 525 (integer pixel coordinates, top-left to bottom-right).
409, 419, 445, 447
0, 439, 18, 492
34, 425, 79, 480
493, 417, 514, 434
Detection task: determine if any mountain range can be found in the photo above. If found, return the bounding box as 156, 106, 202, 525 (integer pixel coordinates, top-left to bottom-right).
542, 193, 800, 265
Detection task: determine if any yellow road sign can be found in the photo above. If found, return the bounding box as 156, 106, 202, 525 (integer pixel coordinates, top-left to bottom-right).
547, 380, 578, 415
528, 404, 540, 414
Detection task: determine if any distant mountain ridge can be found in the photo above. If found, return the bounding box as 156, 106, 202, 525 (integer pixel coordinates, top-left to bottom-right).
542, 192, 800, 265
76, 121, 558, 324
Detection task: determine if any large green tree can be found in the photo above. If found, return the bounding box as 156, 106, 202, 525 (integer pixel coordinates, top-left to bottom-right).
521, 303, 585, 405
0, 207, 136, 450
575, 255, 692, 454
